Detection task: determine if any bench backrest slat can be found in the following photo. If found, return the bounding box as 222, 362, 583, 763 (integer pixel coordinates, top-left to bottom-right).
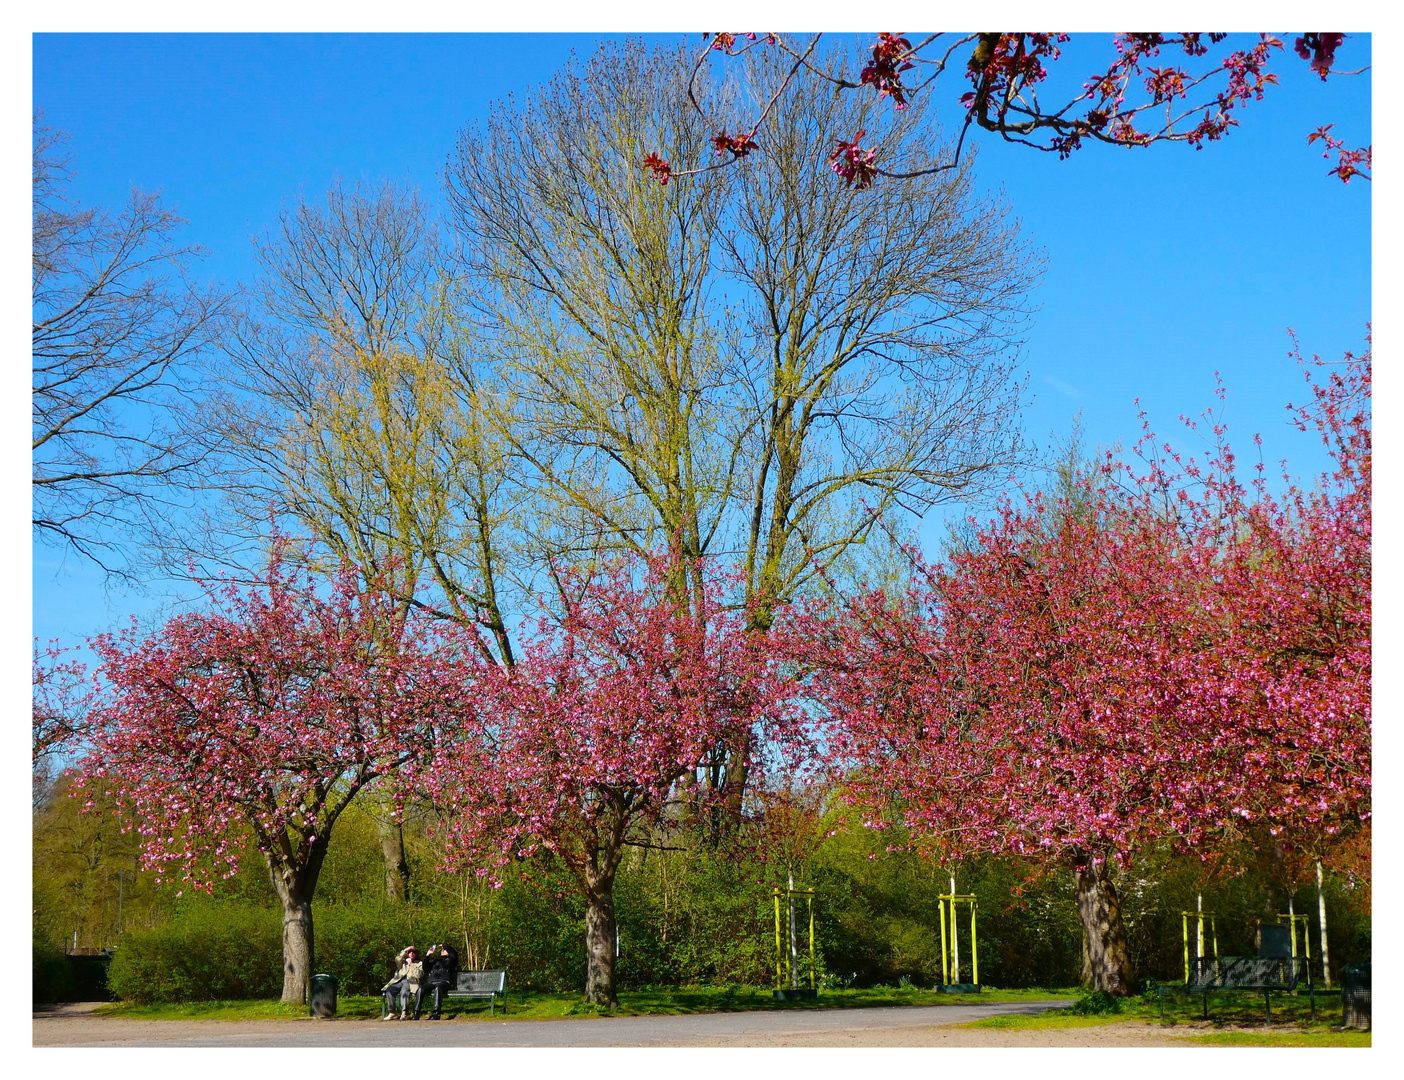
455, 969, 507, 993
1187, 955, 1297, 991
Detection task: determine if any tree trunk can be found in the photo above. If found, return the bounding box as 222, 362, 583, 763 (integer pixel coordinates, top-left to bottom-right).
584, 869, 618, 1007
262, 833, 329, 1007
280, 896, 315, 1005
1074, 859, 1134, 995
378, 816, 410, 903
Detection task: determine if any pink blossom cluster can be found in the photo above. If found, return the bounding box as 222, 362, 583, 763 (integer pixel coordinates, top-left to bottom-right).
828, 130, 879, 189
1308, 124, 1372, 183
651, 32, 1366, 187
860, 33, 915, 108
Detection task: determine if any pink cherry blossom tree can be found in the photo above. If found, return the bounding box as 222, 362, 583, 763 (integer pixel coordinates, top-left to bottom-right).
81, 550, 471, 1004
420, 554, 800, 1006
789, 335, 1370, 994
794, 494, 1214, 993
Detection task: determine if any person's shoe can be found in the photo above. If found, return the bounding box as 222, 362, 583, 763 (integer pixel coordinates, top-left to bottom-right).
382, 1014, 395, 1021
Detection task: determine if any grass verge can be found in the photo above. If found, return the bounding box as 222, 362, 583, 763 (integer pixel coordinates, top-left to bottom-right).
93, 985, 1078, 1022
1181, 1029, 1370, 1047
961, 1012, 1133, 1031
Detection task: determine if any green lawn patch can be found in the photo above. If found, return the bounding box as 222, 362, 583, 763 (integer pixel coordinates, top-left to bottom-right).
95, 1000, 311, 1021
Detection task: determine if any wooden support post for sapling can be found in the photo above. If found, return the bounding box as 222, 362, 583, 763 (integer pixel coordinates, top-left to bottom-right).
808, 893, 816, 990
970, 897, 979, 986
938, 897, 949, 986
937, 891, 979, 990
772, 882, 818, 999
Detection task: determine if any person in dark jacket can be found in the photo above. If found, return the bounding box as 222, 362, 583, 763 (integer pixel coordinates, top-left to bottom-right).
424, 943, 459, 1020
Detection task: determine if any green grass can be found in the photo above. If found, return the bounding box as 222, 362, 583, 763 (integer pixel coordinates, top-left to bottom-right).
95, 999, 312, 1021
958, 1007, 1369, 1046
94, 985, 1079, 1022
1150, 986, 1352, 1030
954, 989, 1370, 1047
961, 1012, 1133, 1031
1183, 1030, 1370, 1047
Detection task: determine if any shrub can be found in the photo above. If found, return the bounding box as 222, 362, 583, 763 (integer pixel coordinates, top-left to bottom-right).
1068, 989, 1124, 1014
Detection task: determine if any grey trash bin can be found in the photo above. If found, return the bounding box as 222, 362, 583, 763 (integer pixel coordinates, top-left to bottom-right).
309, 973, 339, 1018
1341, 962, 1370, 1029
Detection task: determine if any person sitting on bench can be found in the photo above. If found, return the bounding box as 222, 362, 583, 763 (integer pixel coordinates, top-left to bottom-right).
381, 945, 424, 1020
424, 943, 459, 1020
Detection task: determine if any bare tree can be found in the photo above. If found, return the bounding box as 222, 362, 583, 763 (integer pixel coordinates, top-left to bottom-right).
719, 48, 1040, 632
32, 116, 230, 577
444, 40, 739, 618
217, 180, 521, 666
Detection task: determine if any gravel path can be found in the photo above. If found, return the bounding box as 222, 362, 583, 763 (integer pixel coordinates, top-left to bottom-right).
32, 999, 1197, 1047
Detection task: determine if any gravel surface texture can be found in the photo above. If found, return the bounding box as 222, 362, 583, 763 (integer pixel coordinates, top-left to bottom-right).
33, 999, 1201, 1047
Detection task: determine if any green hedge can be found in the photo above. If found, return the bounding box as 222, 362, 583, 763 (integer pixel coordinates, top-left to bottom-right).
107, 904, 283, 1003
104, 889, 588, 1002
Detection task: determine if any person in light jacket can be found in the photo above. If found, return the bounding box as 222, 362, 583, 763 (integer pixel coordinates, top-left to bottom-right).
380, 945, 424, 1020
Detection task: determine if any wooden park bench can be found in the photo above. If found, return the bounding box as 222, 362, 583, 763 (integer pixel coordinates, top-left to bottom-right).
1157, 920, 1333, 1025
444, 969, 508, 1015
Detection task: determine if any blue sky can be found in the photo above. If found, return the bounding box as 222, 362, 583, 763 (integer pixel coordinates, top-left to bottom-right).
31, 32, 1372, 648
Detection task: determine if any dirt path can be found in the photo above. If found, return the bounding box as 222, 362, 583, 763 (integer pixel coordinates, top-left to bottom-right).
33, 1000, 1201, 1047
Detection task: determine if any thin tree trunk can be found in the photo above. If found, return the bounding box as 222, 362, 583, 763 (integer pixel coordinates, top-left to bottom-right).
378, 816, 410, 903
788, 871, 798, 989
722, 754, 749, 832
1073, 859, 1134, 995
1316, 861, 1331, 989
950, 873, 960, 983
584, 868, 618, 1007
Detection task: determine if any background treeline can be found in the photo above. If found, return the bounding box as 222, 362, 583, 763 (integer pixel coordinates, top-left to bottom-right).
34, 775, 1370, 1003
